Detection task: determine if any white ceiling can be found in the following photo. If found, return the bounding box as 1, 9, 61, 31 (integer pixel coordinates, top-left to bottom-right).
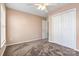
6, 3, 67, 17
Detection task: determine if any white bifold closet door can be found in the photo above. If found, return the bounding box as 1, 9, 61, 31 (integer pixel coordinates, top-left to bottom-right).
52, 8, 76, 49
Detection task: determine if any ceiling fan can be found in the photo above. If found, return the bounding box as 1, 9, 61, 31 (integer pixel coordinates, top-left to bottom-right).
34, 3, 58, 12
34, 3, 49, 10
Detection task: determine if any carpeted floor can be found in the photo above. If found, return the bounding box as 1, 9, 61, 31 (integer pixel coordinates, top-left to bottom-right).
3, 39, 79, 56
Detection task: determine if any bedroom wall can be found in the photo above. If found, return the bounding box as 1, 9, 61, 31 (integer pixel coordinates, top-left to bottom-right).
48, 3, 79, 50
6, 8, 44, 45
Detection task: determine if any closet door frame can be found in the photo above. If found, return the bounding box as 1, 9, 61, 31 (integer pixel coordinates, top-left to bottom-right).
0, 4, 6, 48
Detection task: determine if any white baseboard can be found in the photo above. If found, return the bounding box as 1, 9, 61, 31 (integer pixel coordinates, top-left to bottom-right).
6, 39, 42, 46
74, 48, 79, 52
49, 41, 79, 52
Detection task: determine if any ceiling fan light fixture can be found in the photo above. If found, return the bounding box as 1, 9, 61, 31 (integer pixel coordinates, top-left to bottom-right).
34, 3, 49, 12
41, 6, 46, 10
37, 5, 42, 9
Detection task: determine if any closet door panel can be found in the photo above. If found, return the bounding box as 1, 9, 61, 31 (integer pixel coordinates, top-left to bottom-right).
53, 15, 62, 45
62, 10, 76, 49
68, 10, 76, 48
53, 16, 59, 43
61, 12, 71, 48
58, 14, 62, 45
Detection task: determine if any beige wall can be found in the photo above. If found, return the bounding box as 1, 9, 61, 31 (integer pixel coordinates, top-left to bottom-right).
48, 3, 79, 50
6, 8, 44, 45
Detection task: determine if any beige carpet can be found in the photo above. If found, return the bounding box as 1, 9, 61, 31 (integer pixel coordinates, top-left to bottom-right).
3, 39, 79, 56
